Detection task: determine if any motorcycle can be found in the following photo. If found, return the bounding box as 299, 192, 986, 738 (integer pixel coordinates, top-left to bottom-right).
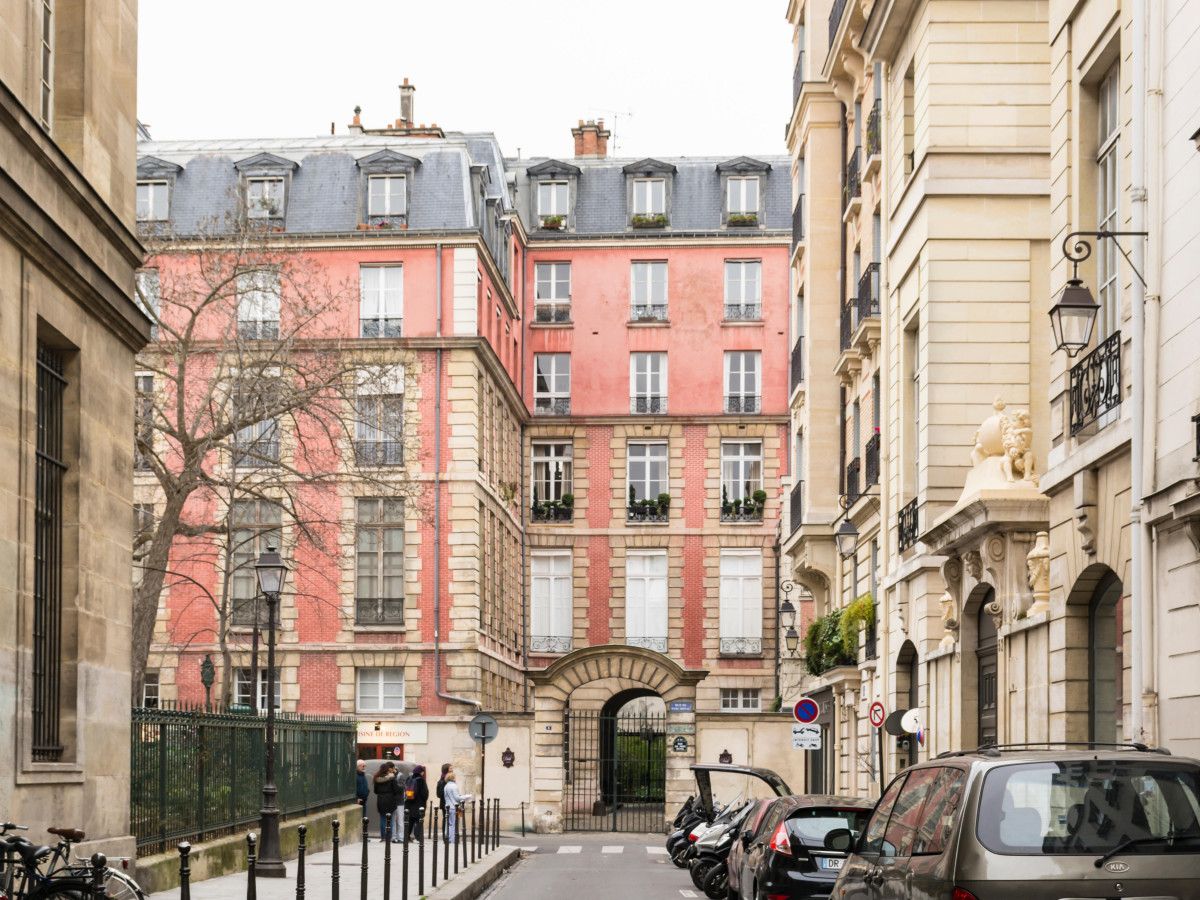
689, 800, 754, 898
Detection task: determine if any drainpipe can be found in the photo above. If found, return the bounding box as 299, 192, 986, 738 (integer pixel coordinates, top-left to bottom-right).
1129, 0, 1147, 744
433, 241, 481, 712
774, 525, 782, 705
518, 243, 530, 713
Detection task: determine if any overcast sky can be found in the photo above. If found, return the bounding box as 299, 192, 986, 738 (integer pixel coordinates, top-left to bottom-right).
137, 0, 793, 159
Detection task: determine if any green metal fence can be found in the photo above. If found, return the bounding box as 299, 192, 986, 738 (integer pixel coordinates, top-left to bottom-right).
131, 705, 356, 853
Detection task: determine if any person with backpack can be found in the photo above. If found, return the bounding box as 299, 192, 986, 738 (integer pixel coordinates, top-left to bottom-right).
436, 763, 452, 813
402, 764, 429, 843
373, 761, 402, 842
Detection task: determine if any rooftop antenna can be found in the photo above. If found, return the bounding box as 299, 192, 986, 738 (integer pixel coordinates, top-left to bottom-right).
589, 107, 633, 154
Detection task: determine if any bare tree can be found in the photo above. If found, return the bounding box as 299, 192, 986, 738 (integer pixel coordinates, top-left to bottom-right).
132, 223, 419, 704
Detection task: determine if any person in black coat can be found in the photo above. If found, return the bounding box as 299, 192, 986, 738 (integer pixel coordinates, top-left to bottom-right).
374, 761, 401, 842
355, 760, 370, 809
402, 764, 430, 842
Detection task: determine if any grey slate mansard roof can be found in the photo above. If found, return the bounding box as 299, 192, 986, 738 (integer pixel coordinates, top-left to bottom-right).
136, 132, 511, 235
509, 154, 792, 236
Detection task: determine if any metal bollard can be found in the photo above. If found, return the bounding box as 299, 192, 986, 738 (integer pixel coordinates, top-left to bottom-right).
178, 841, 192, 900
444, 806, 451, 881
401, 826, 410, 900
246, 833, 258, 900
417, 805, 425, 896
453, 804, 461, 875
90, 852, 107, 897
430, 806, 438, 889
494, 798, 500, 850
521, 801, 526, 837
383, 814, 393, 900
359, 817, 369, 900
469, 800, 476, 864
295, 824, 306, 900
331, 819, 340, 900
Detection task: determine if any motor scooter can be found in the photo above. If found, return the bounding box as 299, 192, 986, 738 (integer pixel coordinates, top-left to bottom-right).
688, 800, 753, 894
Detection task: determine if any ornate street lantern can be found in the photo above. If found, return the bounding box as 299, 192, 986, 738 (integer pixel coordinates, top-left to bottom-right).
834, 518, 859, 560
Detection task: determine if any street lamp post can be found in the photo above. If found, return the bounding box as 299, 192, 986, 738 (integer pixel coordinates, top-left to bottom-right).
779, 581, 800, 658
199, 654, 215, 712
254, 543, 288, 878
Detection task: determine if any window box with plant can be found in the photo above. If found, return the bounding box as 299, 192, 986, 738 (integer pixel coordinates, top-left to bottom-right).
727, 213, 758, 227
540, 214, 565, 231
802, 611, 859, 676
627, 487, 670, 523
721, 486, 767, 522
531, 492, 574, 523
631, 213, 668, 229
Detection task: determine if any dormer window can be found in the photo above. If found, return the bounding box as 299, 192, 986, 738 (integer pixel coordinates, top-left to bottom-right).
538, 182, 569, 217
234, 152, 298, 226
368, 175, 407, 217
137, 181, 170, 221
717, 157, 771, 227
623, 159, 676, 229
527, 160, 581, 231
246, 177, 285, 219
633, 179, 665, 216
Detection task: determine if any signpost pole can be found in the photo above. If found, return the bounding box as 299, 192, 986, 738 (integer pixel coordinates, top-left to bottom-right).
877, 727, 884, 795
480, 725, 487, 848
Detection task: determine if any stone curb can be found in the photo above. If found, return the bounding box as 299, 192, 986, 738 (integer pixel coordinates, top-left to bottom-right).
427, 846, 521, 899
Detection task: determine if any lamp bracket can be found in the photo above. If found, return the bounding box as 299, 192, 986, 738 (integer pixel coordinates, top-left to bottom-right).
1063, 230, 1148, 285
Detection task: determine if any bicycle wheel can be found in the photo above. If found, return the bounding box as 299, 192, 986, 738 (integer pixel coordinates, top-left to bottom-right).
103, 869, 145, 900
28, 877, 91, 899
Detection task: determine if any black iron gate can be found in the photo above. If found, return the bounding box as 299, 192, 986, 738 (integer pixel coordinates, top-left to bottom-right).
564, 705, 666, 832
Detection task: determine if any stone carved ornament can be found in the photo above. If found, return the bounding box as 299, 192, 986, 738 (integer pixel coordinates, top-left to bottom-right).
938, 556, 962, 650
962, 398, 1039, 500
1025, 531, 1050, 616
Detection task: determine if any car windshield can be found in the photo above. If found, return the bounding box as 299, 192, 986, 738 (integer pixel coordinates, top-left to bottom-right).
787, 808, 871, 847
978, 761, 1200, 856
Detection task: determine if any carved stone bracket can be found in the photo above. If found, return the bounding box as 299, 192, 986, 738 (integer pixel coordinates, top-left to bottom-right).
938, 555, 962, 650
1026, 531, 1051, 617
1075, 469, 1098, 556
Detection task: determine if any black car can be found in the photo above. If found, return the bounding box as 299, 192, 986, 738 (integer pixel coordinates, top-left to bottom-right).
735, 795, 873, 900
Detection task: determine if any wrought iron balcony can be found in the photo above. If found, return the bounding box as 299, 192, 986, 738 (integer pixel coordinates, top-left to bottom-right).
898, 497, 919, 552
724, 303, 762, 321
1069, 330, 1122, 436
354, 440, 404, 467
843, 148, 861, 211
793, 51, 805, 106
840, 300, 853, 351
627, 636, 667, 653
720, 637, 763, 656
238, 319, 280, 341
531, 501, 574, 523
866, 99, 882, 159
721, 499, 764, 523
829, 0, 849, 45
534, 396, 571, 416
233, 439, 281, 469
631, 303, 668, 322
231, 596, 270, 627
631, 395, 668, 414
725, 395, 760, 414
530, 635, 572, 654
845, 457, 861, 505
864, 432, 880, 487
857, 262, 880, 321
792, 194, 805, 250
355, 598, 405, 626
534, 303, 571, 324
863, 618, 878, 660
790, 339, 804, 392
627, 498, 670, 523
360, 317, 403, 338
789, 480, 804, 536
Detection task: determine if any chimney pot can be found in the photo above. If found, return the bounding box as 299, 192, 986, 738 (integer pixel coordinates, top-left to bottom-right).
571, 117, 612, 159
399, 79, 416, 128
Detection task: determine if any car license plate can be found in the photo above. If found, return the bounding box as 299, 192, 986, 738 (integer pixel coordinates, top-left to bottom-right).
820, 857, 843, 870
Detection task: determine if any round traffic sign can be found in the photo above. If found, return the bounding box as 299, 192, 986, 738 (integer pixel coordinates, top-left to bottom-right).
793, 697, 819, 724
468, 713, 499, 744
869, 701, 886, 729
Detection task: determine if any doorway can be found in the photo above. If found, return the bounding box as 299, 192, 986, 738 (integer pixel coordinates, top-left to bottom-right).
977, 595, 998, 746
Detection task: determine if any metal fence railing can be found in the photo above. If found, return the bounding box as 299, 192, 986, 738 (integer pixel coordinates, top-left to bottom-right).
131, 705, 356, 854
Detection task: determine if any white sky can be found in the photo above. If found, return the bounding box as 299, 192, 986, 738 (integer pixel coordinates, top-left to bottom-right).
137, 0, 793, 159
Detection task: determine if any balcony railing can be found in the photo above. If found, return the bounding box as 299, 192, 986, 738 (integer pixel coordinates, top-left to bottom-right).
866, 99, 882, 159
724, 303, 762, 321
1069, 331, 1122, 436
534, 397, 571, 416
721, 495, 764, 522
840, 299, 853, 351
355, 598, 404, 626
531, 501, 574, 523
898, 497, 919, 552
233, 440, 281, 469
857, 262, 880, 321
360, 317, 403, 338
631, 303, 668, 322
720, 637, 763, 656
792, 194, 805, 250
725, 395, 760, 414
238, 319, 279, 341
627, 498, 669, 523
789, 480, 804, 536
829, 0, 849, 45
354, 440, 403, 467
843, 148, 861, 211
790, 339, 804, 392
793, 51, 805, 106
530, 635, 572, 654
864, 617, 878, 660
845, 457, 861, 504
631, 395, 668, 414
627, 636, 667, 653
534, 303, 571, 324
864, 432, 880, 487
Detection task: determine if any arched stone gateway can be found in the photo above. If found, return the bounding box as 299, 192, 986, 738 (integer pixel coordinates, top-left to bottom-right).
528, 645, 707, 833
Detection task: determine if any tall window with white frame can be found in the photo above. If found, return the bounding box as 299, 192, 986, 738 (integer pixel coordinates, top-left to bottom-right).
142, 671, 160, 709
355, 498, 404, 626
719, 688, 761, 711
625, 550, 668, 652
727, 176, 759, 221
719, 549, 763, 656
236, 668, 281, 710
354, 367, 404, 467
236, 269, 280, 340
533, 353, 570, 415
531, 442, 573, 520
367, 175, 406, 218
630, 352, 667, 414
530, 550, 573, 653
360, 265, 403, 337
231, 368, 281, 469
632, 178, 665, 218
538, 181, 569, 226
627, 442, 668, 522
39, 0, 53, 129
356, 668, 404, 714
137, 182, 169, 222
1096, 65, 1120, 341
724, 260, 762, 320
135, 269, 161, 338
535, 262, 572, 323
724, 351, 761, 413
721, 441, 763, 521
631, 261, 668, 321
135, 373, 154, 471
229, 500, 281, 627
245, 177, 285, 220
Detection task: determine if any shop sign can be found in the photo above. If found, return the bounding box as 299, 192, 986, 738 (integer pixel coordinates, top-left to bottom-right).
356, 721, 429, 745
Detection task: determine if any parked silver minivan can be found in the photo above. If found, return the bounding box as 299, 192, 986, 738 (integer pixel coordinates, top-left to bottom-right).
834, 745, 1200, 900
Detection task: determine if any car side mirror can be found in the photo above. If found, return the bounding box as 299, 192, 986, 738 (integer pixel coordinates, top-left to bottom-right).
824, 828, 854, 852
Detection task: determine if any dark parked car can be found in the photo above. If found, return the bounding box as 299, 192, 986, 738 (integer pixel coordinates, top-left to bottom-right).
735, 795, 873, 900
727, 798, 773, 898
835, 745, 1200, 900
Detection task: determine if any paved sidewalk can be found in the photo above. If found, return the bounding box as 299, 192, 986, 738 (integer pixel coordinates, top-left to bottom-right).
148, 834, 509, 899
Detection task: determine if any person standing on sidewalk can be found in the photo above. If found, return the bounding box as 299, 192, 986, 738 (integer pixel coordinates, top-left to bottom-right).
402, 764, 429, 843
436, 763, 452, 835
442, 771, 473, 845
355, 760, 370, 812
374, 761, 402, 842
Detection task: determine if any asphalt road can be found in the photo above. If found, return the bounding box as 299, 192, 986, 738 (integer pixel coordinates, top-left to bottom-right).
482, 832, 699, 899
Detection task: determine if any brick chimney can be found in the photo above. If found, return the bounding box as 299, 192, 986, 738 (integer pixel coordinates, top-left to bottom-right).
572, 118, 610, 158
399, 78, 415, 127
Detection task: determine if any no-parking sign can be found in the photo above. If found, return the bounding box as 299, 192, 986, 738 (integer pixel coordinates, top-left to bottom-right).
869, 701, 886, 729
793, 697, 819, 724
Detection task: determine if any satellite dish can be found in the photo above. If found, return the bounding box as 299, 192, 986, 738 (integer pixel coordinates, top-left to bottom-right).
884, 710, 907, 736
900, 708, 922, 734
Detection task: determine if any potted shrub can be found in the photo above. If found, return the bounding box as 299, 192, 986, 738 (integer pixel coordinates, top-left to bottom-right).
631, 213, 668, 229
732, 498, 743, 515
657, 493, 671, 516
541, 215, 564, 230
728, 213, 758, 227
752, 489, 768, 514
721, 485, 731, 517
561, 493, 574, 509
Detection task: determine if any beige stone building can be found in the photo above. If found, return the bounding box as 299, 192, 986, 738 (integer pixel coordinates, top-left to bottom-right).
0, 0, 146, 855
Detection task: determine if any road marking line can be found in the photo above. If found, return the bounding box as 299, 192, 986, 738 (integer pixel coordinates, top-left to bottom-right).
601, 845, 623, 853
680, 891, 699, 898
557, 845, 582, 854
646, 846, 668, 854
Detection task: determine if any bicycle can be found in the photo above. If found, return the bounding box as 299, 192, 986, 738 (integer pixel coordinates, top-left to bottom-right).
1, 823, 143, 900
41, 829, 143, 900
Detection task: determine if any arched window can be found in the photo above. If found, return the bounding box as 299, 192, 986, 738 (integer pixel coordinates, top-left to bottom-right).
1089, 573, 1123, 743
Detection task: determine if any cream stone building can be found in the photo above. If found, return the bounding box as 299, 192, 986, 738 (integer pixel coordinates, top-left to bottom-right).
0, 0, 145, 855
